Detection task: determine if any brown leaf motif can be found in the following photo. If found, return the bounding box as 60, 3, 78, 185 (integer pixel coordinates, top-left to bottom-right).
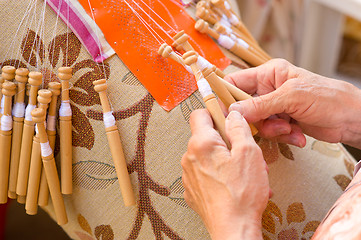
94, 225, 114, 240
21, 29, 45, 67
334, 175, 352, 191
78, 214, 93, 236
286, 202, 306, 224
75, 214, 114, 240
344, 158, 355, 177
71, 104, 95, 150
262, 201, 320, 239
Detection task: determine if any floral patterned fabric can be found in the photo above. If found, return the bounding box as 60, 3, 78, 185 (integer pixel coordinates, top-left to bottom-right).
0, 1, 357, 239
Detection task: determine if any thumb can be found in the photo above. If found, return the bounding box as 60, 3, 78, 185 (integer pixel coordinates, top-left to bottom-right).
225, 111, 253, 149
229, 90, 285, 123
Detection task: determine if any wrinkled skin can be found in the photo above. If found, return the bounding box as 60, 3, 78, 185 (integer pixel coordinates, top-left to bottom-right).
182, 59, 361, 239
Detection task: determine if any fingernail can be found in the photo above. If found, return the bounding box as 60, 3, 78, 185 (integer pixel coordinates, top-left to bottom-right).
227, 111, 244, 121
276, 127, 290, 135
229, 103, 243, 113
290, 137, 302, 147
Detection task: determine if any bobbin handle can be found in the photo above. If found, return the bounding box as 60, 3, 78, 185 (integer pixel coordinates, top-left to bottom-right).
203, 94, 230, 148
25, 135, 42, 215
8, 117, 24, 199
32, 108, 68, 225
106, 128, 136, 206
0, 81, 16, 204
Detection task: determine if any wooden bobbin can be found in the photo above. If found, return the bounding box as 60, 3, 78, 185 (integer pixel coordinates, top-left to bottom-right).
1, 66, 16, 82
172, 30, 194, 52
58, 67, 73, 195
8, 68, 29, 199
196, 6, 217, 25
158, 43, 183, 64
93, 79, 136, 207
16, 71, 42, 202
183, 51, 231, 148
214, 22, 271, 61
195, 20, 264, 66
196, 1, 220, 21
31, 108, 67, 225
26, 89, 52, 215
0, 81, 16, 204
38, 82, 61, 207
211, 0, 256, 43
202, 68, 258, 135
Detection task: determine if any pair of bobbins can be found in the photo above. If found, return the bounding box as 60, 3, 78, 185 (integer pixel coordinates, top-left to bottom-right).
26, 89, 52, 215
17, 71, 42, 203
31, 107, 68, 225
93, 79, 136, 207
8, 68, 29, 200
195, 20, 265, 66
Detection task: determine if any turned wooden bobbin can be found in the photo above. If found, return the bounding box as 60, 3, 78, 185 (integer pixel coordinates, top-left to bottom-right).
58, 67, 73, 195
1, 66, 16, 82
195, 20, 264, 66
172, 30, 194, 52
26, 89, 52, 215
8, 68, 29, 199
93, 79, 136, 206
183, 51, 231, 147
16, 71, 42, 202
31, 107, 68, 225
0, 81, 16, 204
196, 7, 217, 25
214, 23, 271, 61
38, 82, 61, 207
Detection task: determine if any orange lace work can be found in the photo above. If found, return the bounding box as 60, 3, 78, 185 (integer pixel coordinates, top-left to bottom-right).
78, 0, 230, 111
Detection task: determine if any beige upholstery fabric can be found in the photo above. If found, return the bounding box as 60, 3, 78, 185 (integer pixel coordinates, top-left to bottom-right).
0, 1, 356, 239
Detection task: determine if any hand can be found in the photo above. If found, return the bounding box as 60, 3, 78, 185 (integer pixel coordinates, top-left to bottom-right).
226, 59, 361, 149
181, 110, 269, 240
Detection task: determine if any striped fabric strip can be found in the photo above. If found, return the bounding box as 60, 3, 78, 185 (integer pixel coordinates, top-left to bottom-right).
46, 0, 115, 62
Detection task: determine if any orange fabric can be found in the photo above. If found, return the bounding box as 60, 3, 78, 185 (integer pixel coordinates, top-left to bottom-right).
78, 0, 230, 111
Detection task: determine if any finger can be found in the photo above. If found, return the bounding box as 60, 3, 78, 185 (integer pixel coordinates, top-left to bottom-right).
224, 59, 295, 96
229, 90, 287, 123
257, 118, 292, 138
189, 109, 214, 135
224, 67, 259, 95
225, 111, 254, 149
274, 124, 306, 147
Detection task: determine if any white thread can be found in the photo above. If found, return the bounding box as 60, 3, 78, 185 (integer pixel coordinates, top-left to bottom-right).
47, 115, 56, 131
59, 100, 72, 117
12, 102, 26, 118
185, 65, 193, 74
40, 141, 53, 157
229, 14, 239, 25
0, 95, 4, 114
224, 1, 231, 9
197, 56, 213, 71
197, 78, 213, 98
223, 24, 232, 35
237, 38, 249, 49
1, 115, 12, 131
220, 15, 231, 27
103, 111, 115, 128
25, 104, 36, 122
218, 34, 235, 49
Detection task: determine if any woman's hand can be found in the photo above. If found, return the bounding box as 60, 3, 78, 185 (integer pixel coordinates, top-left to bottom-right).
226, 59, 361, 149
181, 110, 269, 240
